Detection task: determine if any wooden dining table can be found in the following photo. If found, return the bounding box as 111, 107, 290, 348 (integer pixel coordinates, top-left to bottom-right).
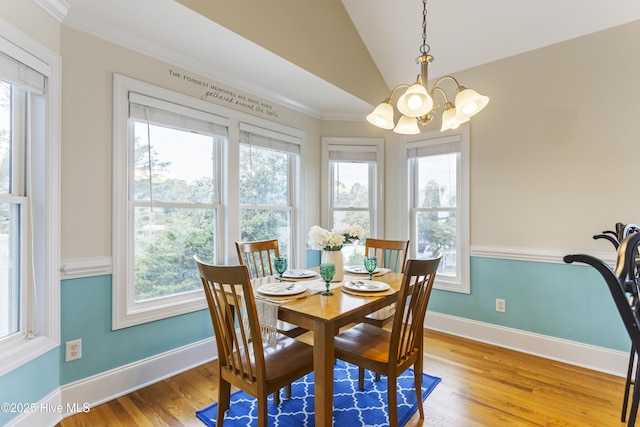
253, 270, 403, 427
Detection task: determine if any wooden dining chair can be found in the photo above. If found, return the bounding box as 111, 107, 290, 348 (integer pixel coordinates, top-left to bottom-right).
235, 239, 280, 279
195, 258, 314, 427
235, 239, 305, 339
334, 257, 441, 427
362, 238, 410, 327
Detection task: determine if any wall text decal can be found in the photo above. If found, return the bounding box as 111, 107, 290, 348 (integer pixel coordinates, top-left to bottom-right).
169, 69, 279, 118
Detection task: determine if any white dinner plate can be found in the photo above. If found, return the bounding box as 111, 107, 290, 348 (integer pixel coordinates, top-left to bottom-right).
282, 269, 318, 279
344, 265, 381, 275
258, 282, 307, 296
343, 280, 390, 292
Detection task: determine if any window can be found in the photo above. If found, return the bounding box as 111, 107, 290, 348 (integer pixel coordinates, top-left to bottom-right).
239, 124, 299, 262
113, 75, 229, 329
322, 138, 384, 265
0, 23, 60, 376
408, 127, 470, 293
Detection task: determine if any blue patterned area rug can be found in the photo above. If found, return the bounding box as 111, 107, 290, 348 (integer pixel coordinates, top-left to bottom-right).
196, 360, 441, 427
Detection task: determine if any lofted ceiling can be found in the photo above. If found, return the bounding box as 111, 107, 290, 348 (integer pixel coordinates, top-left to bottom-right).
60, 0, 640, 121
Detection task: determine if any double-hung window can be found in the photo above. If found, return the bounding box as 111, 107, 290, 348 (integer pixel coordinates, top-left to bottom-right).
0, 24, 60, 376
408, 128, 470, 293
322, 137, 384, 265
239, 124, 299, 262
113, 75, 228, 329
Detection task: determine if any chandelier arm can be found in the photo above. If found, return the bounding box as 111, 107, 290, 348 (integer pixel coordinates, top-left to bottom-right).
432, 75, 461, 90
430, 86, 450, 104
387, 84, 411, 101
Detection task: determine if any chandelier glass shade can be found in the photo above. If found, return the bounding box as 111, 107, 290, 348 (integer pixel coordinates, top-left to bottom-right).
366, 0, 489, 134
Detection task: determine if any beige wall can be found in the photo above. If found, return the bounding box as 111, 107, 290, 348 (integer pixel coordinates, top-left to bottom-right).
8, 1, 640, 259
175, 0, 389, 105
60, 27, 321, 260
464, 20, 640, 251
0, 0, 60, 53
324, 20, 640, 253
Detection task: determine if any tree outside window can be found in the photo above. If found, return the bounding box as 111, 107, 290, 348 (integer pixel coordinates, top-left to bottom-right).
132, 123, 220, 301
408, 128, 470, 293
239, 129, 299, 263
330, 161, 373, 265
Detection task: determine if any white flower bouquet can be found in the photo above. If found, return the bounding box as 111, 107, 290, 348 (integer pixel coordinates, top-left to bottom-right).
308, 224, 365, 251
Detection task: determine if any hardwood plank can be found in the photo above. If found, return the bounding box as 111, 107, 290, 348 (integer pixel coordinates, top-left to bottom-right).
57, 329, 628, 427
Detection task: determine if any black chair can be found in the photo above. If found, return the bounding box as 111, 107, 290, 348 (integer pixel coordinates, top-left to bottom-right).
564, 232, 640, 426
593, 222, 640, 249
591, 223, 640, 423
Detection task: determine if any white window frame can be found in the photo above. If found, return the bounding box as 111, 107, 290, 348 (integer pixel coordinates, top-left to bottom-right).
112, 75, 229, 329
407, 126, 470, 293
0, 18, 61, 377
321, 137, 384, 237
238, 123, 300, 265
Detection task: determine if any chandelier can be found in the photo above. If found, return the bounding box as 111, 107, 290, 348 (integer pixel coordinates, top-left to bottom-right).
366, 0, 489, 134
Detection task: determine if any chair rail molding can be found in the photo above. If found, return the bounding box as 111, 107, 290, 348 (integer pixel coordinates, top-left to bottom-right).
60, 257, 112, 280
471, 245, 615, 267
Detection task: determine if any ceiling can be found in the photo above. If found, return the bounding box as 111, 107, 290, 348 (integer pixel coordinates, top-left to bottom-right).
61, 0, 640, 120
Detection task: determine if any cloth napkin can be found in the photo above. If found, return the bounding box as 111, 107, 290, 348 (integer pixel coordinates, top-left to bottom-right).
250, 277, 314, 348
252, 298, 279, 348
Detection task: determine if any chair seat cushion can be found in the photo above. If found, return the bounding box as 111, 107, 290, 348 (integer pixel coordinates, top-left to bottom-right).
222, 334, 313, 387
334, 323, 392, 365
263, 335, 314, 384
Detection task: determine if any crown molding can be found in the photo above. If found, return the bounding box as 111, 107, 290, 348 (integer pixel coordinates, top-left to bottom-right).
61, 8, 327, 119
34, 0, 70, 22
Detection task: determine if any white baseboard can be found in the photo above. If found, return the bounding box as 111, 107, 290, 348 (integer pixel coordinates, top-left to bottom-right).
6, 314, 628, 427
425, 311, 629, 377
60, 337, 217, 412
4, 389, 63, 427
6, 337, 217, 427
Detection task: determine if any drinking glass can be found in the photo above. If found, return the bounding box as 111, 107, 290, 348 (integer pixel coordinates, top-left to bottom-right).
364, 257, 377, 280
274, 257, 287, 282
320, 263, 336, 296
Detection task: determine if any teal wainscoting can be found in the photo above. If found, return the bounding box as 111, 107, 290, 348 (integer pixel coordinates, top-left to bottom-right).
428, 257, 630, 352
0, 254, 629, 427
309, 250, 628, 351
60, 275, 213, 385
0, 348, 60, 426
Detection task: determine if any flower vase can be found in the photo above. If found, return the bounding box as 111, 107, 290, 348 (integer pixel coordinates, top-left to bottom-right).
321, 249, 344, 282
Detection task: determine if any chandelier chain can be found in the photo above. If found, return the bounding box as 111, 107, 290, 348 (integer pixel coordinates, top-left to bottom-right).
420, 0, 430, 55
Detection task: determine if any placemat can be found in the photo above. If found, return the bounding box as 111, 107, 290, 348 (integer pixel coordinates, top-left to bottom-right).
341, 286, 396, 297
255, 288, 311, 303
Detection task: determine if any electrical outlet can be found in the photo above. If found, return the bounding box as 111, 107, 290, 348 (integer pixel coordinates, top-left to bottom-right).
496, 298, 506, 313
66, 339, 82, 362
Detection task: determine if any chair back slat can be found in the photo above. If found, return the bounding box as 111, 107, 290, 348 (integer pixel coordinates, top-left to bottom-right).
365, 238, 409, 273
390, 257, 440, 364
196, 259, 266, 385
236, 239, 280, 278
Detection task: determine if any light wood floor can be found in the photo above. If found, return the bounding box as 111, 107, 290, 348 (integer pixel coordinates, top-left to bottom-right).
57, 329, 630, 426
